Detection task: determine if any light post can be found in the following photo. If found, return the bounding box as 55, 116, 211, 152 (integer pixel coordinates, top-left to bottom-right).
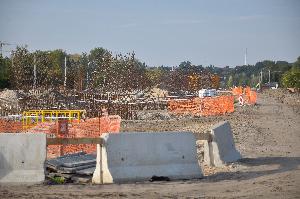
33, 54, 36, 90
86, 62, 90, 90
64, 56, 67, 88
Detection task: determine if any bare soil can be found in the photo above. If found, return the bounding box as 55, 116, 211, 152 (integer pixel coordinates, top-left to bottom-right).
1, 90, 300, 198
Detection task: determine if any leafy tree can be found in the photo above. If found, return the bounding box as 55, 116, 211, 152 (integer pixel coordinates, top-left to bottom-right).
165, 61, 217, 92
227, 75, 233, 88
48, 49, 66, 88
67, 54, 81, 90
281, 57, 300, 88
33, 50, 52, 88
211, 74, 220, 89
9, 46, 33, 90
145, 67, 164, 87
88, 47, 112, 89
0, 55, 11, 88
76, 53, 88, 91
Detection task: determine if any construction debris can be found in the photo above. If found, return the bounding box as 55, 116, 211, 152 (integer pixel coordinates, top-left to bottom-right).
45, 152, 96, 184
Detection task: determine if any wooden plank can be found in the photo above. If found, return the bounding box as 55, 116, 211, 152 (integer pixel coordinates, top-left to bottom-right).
47, 137, 103, 146
193, 133, 212, 141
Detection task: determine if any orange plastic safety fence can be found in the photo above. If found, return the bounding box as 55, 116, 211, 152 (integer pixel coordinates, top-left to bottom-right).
232, 86, 257, 105
243, 87, 257, 105
0, 119, 23, 132
244, 86, 251, 96
168, 96, 234, 116
232, 86, 243, 95
247, 91, 257, 104
0, 115, 121, 158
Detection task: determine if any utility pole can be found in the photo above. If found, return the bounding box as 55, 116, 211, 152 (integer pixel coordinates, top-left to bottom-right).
268, 70, 271, 83
86, 62, 90, 89
64, 56, 67, 88
259, 70, 263, 90
33, 54, 37, 89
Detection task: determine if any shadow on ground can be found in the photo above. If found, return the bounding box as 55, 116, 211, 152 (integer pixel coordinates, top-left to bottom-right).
204, 156, 300, 182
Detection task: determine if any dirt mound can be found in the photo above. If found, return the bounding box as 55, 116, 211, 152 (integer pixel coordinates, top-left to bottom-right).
136, 110, 171, 120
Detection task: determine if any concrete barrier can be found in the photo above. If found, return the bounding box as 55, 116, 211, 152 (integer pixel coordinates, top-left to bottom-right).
0, 133, 46, 184
92, 132, 203, 184
204, 121, 241, 167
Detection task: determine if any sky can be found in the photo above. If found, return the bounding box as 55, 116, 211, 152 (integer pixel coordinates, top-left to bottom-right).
0, 0, 300, 67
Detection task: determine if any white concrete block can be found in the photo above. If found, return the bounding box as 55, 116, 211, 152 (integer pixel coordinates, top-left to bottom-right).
205, 121, 241, 167
203, 140, 212, 166
0, 133, 46, 184
93, 132, 203, 184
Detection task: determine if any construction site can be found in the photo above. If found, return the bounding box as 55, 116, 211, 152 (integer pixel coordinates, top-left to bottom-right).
0, 45, 299, 199
0, 81, 299, 198
1, 1, 300, 198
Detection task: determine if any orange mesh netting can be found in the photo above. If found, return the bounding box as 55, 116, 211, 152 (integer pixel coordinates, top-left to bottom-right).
232, 86, 243, 95
168, 96, 234, 116
245, 90, 257, 105
0, 115, 121, 158
0, 119, 23, 132
232, 86, 257, 105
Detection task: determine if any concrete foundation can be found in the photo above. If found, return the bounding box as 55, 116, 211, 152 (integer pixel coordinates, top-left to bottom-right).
204, 121, 241, 167
93, 132, 203, 184
0, 133, 46, 184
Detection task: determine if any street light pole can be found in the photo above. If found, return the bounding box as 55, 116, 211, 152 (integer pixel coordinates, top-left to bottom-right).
34, 54, 36, 90
87, 62, 90, 89
64, 56, 67, 88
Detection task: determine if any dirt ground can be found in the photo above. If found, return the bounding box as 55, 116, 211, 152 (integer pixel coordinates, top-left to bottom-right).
1, 90, 300, 198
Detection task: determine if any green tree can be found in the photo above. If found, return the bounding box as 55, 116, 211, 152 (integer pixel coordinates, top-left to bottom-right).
146, 66, 171, 89
281, 57, 300, 88
76, 53, 88, 91
33, 50, 52, 88
0, 55, 11, 88
227, 75, 233, 88
88, 47, 112, 89
9, 46, 33, 90
48, 49, 66, 88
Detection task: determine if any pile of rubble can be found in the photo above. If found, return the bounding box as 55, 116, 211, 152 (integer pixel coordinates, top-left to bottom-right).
0, 89, 19, 102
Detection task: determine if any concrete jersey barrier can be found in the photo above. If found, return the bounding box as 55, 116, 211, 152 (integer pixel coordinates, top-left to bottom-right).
0, 133, 46, 184
93, 132, 203, 184
204, 121, 241, 167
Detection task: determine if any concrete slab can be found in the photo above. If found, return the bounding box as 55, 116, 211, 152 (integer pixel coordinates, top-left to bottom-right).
46, 152, 96, 168
93, 132, 203, 184
203, 140, 212, 166
76, 167, 95, 175
205, 121, 241, 167
0, 133, 46, 184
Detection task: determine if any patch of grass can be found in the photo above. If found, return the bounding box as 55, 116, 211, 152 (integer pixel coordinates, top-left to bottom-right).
49, 176, 65, 184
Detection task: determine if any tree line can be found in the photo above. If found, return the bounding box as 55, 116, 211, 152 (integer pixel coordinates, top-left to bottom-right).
0, 46, 149, 92
0, 46, 299, 92
203, 58, 299, 89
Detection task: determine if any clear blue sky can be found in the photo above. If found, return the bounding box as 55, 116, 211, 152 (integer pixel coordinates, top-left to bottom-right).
0, 0, 299, 67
